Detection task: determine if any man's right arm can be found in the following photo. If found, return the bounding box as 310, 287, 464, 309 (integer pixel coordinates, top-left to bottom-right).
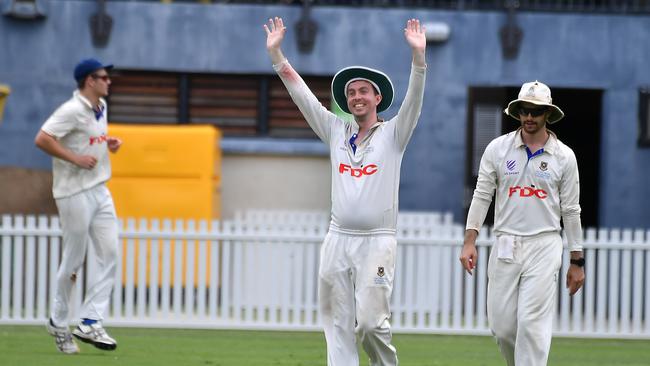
264, 17, 335, 143
465, 141, 498, 232
35, 130, 96, 170
459, 141, 498, 274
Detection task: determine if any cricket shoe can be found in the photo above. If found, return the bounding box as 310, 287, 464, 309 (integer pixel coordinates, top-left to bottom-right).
72, 322, 117, 351
46, 318, 80, 354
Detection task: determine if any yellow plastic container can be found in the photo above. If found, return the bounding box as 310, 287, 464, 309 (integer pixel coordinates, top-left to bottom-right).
0, 84, 11, 124
107, 124, 221, 286
108, 123, 221, 219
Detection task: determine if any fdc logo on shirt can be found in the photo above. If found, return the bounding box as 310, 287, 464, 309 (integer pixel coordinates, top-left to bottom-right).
89, 134, 108, 145
338, 163, 378, 178
508, 185, 548, 199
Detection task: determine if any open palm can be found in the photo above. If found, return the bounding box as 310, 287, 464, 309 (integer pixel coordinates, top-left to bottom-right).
404, 18, 426, 52
264, 17, 286, 51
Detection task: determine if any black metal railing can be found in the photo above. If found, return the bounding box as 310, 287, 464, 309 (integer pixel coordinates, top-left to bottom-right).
67, 0, 650, 14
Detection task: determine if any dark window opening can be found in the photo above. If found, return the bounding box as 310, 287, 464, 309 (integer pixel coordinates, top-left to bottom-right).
466, 86, 602, 228
639, 88, 650, 147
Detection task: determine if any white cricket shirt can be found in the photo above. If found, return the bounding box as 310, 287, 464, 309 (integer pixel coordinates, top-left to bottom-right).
41, 91, 112, 199
274, 61, 426, 235
466, 128, 583, 249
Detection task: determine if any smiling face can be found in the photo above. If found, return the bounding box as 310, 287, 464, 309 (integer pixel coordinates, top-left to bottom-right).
346, 80, 382, 121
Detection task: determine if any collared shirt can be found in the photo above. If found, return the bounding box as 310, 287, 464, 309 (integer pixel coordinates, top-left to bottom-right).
467, 128, 582, 239
41, 90, 111, 199
273, 60, 426, 234
348, 120, 384, 154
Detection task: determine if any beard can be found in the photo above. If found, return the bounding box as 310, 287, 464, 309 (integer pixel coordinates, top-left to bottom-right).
521, 120, 545, 134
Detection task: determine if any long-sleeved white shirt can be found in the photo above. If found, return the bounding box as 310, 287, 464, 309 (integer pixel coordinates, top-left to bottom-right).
273, 60, 426, 235
41, 91, 111, 199
466, 128, 583, 250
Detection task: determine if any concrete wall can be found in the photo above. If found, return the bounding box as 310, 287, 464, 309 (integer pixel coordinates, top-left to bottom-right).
1, 1, 649, 227
221, 154, 330, 219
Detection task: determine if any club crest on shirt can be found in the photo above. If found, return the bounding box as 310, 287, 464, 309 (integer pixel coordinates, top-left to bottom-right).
535, 161, 552, 179
374, 266, 389, 285
540, 161, 548, 171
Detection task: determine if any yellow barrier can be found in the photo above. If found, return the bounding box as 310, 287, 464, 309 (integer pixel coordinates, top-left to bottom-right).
107, 124, 221, 286
0, 84, 10, 124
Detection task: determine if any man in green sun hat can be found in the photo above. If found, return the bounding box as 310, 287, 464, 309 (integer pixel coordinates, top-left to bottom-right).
264, 16, 426, 366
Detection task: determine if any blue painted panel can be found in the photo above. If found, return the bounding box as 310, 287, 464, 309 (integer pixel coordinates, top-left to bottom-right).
1, 1, 649, 227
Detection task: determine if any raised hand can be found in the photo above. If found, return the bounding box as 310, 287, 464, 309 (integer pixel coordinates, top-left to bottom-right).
264, 17, 286, 52
404, 18, 426, 51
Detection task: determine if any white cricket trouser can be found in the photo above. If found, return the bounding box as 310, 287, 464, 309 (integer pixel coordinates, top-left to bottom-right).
487, 231, 563, 366
318, 231, 398, 366
51, 184, 119, 326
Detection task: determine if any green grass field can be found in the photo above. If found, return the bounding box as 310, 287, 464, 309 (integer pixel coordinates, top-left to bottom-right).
1, 325, 648, 365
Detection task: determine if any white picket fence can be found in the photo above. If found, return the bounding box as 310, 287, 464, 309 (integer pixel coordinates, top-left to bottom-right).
1, 211, 649, 339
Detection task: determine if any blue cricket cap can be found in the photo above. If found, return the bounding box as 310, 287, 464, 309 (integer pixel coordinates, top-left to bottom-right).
73, 58, 113, 82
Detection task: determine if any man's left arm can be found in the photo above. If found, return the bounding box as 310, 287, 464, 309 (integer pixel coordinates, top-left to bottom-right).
395, 18, 427, 150
560, 148, 585, 295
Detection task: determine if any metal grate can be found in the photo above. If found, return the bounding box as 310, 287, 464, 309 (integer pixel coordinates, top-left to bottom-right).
472, 103, 502, 176
108, 70, 330, 138
151, 0, 650, 14
108, 72, 180, 124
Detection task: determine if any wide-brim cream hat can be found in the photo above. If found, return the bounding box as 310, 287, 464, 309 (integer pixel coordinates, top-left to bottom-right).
504, 80, 564, 124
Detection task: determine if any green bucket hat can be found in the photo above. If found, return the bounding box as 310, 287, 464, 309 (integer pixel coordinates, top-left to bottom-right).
331, 66, 394, 114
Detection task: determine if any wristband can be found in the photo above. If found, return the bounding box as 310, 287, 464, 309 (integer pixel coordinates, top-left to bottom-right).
570, 258, 585, 267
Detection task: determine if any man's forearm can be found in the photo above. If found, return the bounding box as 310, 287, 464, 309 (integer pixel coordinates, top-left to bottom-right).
570, 251, 584, 259
268, 47, 286, 66
35, 131, 76, 165
464, 229, 478, 246
412, 49, 426, 68
562, 214, 583, 251
465, 196, 491, 233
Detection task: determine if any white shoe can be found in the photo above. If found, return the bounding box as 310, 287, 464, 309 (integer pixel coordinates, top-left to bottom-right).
72, 322, 117, 351
46, 319, 80, 354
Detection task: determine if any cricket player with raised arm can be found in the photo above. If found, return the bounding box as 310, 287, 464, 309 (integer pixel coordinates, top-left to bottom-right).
459, 81, 586, 365
264, 17, 426, 366
35, 58, 121, 354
